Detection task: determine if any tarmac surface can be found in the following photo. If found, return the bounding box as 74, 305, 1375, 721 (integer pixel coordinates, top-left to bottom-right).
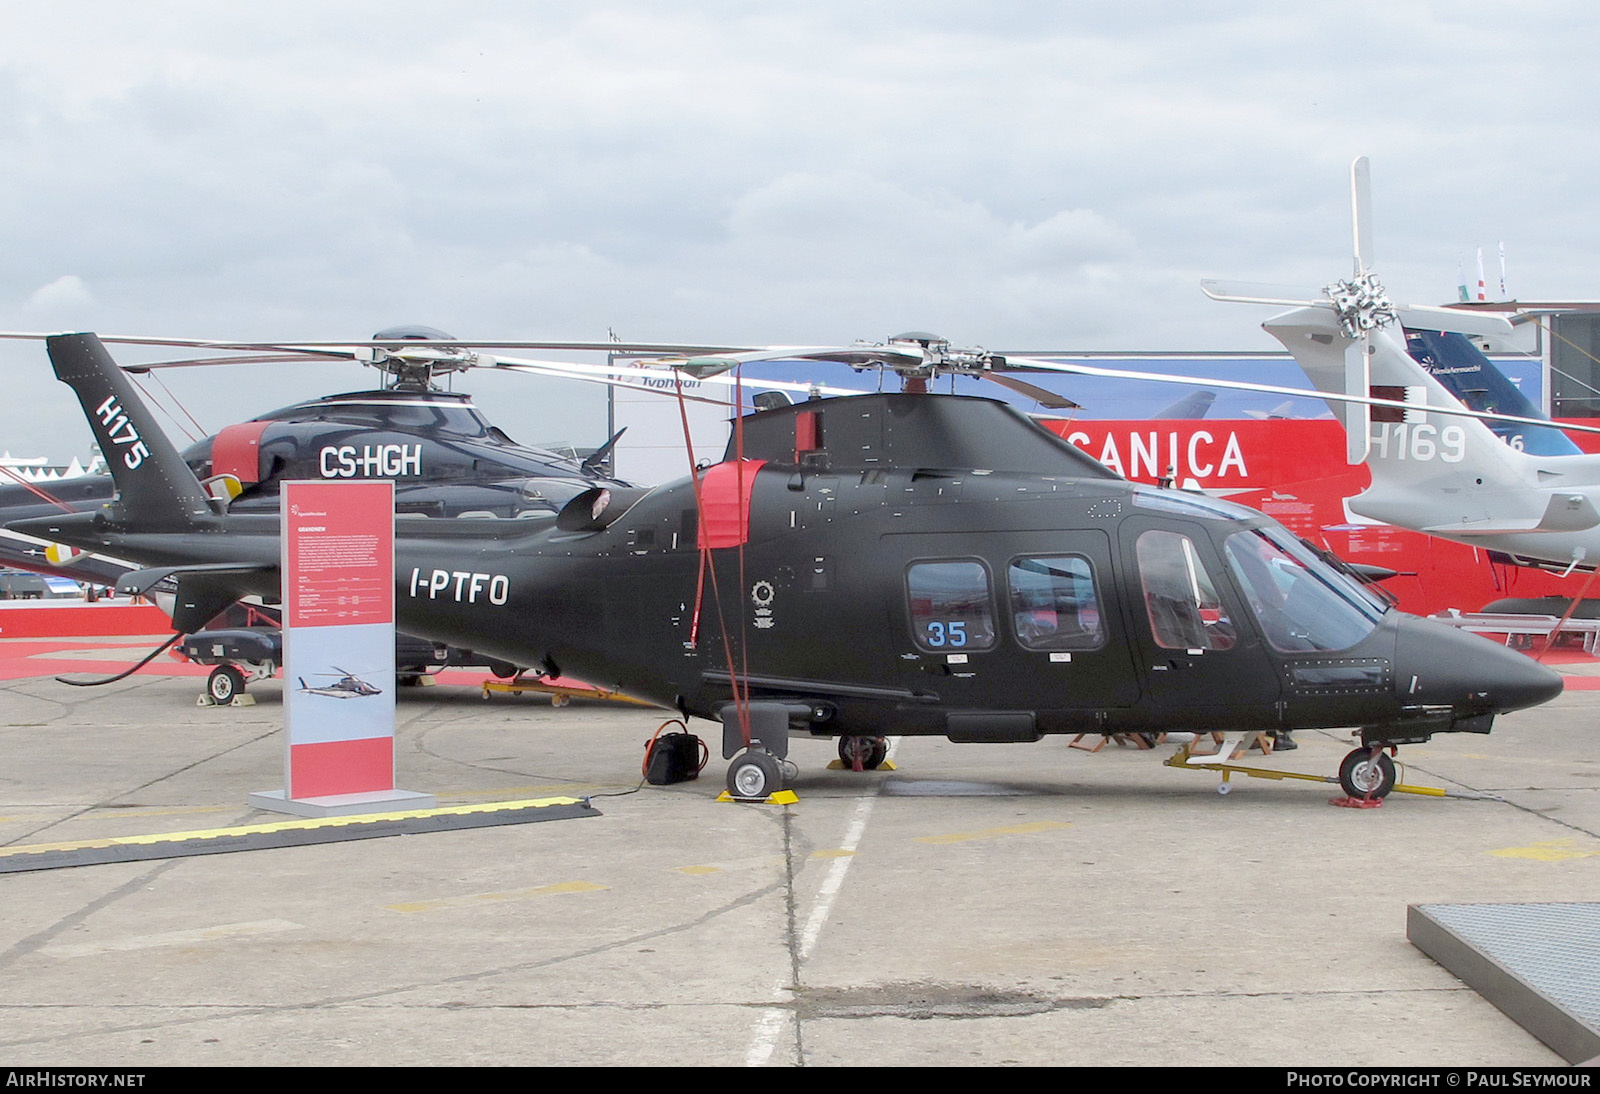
2, 649, 1599, 1067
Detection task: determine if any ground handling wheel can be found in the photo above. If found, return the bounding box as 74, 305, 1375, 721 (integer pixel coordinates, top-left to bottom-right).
1339, 747, 1396, 800
726, 749, 783, 799
837, 735, 889, 771
207, 664, 246, 705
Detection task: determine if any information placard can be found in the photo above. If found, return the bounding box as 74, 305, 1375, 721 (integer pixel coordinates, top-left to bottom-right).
281, 480, 396, 801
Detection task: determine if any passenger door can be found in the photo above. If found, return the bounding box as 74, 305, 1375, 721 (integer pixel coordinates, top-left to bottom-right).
1117, 517, 1280, 726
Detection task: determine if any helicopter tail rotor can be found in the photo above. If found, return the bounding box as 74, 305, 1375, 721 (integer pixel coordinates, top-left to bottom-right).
1204, 156, 1514, 465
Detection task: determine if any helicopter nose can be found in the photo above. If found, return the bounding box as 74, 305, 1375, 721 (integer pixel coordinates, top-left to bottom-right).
1393, 615, 1564, 715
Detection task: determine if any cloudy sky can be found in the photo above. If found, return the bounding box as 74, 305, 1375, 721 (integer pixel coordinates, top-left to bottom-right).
3, 1, 1598, 461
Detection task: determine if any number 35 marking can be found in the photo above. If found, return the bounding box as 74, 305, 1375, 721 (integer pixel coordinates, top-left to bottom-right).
925, 620, 968, 647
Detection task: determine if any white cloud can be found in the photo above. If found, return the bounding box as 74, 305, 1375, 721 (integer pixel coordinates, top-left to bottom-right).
23, 274, 94, 315
1, 2, 1600, 459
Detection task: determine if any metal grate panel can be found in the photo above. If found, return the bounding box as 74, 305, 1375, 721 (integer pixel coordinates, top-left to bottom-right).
1409, 902, 1600, 1064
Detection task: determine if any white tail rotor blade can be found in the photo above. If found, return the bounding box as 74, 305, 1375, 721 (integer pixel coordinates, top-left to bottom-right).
1345, 338, 1372, 464
1351, 156, 1373, 274
1393, 304, 1515, 339
1200, 279, 1330, 307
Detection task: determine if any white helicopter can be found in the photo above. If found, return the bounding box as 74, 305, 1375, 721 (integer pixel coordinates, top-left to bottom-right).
1202, 157, 1600, 576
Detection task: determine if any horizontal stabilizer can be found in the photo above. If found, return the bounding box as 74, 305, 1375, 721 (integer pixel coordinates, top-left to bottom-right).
116, 563, 278, 633
115, 562, 277, 597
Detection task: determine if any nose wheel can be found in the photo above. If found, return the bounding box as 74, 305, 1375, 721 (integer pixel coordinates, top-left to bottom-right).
1339, 747, 1396, 800
837, 735, 889, 771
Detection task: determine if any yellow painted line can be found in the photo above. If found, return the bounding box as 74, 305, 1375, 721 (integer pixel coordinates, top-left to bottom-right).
0, 804, 233, 829
1455, 753, 1595, 767
674, 854, 783, 875
386, 880, 609, 914
1489, 838, 1600, 862
42, 919, 303, 959
673, 848, 856, 876
84, 806, 237, 821
0, 797, 583, 857
916, 820, 1072, 846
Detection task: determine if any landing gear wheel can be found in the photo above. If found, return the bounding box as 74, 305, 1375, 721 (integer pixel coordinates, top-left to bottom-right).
207, 665, 246, 705
837, 735, 890, 771
727, 750, 783, 799
1339, 748, 1396, 800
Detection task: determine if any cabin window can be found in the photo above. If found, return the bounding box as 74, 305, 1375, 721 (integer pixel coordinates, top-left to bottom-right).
1134, 530, 1237, 650
1007, 556, 1104, 650
906, 560, 996, 653
1224, 528, 1382, 653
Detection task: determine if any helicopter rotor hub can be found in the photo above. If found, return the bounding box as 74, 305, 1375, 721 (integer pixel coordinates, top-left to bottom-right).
1325, 272, 1398, 339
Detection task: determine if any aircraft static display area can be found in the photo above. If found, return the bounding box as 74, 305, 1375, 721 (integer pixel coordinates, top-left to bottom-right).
10, 334, 1564, 801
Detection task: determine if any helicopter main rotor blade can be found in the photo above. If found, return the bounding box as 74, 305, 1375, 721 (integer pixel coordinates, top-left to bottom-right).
491, 353, 869, 403
116, 352, 358, 372
0, 331, 757, 356
999, 353, 1600, 439
633, 343, 929, 376
492, 362, 732, 407
982, 373, 1081, 409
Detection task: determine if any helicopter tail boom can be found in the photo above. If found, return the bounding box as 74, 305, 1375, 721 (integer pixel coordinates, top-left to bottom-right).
46, 333, 217, 530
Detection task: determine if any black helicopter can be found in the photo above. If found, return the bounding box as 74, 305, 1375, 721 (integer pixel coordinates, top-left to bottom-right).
12, 332, 1564, 800
0, 325, 635, 568
0, 323, 860, 584
0, 326, 684, 700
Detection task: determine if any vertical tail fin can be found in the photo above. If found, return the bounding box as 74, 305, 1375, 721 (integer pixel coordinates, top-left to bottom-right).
1260, 308, 1537, 530
46, 333, 216, 528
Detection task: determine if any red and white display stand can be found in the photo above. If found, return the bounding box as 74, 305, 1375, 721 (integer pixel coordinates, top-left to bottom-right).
250, 480, 434, 817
